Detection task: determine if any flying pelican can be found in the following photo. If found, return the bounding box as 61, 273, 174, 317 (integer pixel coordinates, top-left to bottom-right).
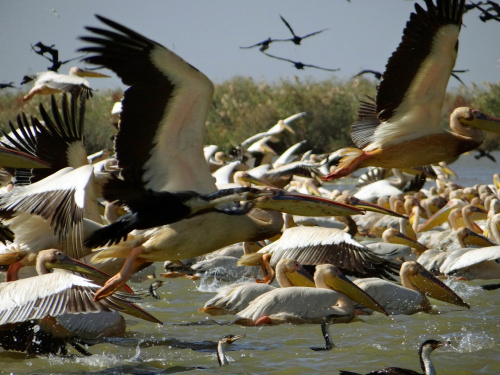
0, 249, 160, 355
21, 67, 110, 101
323, 0, 500, 181
200, 258, 314, 316
234, 264, 388, 325
78, 16, 362, 301
240, 112, 305, 148
353, 261, 469, 315
339, 339, 449, 375
239, 224, 401, 281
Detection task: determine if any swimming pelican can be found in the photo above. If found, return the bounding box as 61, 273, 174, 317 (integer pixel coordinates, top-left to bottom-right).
353, 261, 469, 315
323, 0, 500, 181
21, 67, 109, 101
0, 249, 160, 355
78, 16, 365, 301
234, 264, 388, 325
200, 258, 314, 316
339, 339, 449, 375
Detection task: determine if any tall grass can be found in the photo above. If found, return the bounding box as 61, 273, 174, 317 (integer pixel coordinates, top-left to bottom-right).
0, 79, 498, 155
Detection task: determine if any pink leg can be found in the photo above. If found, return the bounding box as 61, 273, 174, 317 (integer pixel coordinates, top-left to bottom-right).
93, 246, 147, 301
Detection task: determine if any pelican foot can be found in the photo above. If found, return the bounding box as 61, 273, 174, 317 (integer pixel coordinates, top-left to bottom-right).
94, 273, 127, 301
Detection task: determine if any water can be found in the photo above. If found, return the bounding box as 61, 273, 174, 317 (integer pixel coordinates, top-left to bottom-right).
3, 152, 500, 375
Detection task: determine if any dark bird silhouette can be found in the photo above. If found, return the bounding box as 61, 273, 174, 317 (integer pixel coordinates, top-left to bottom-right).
0, 82, 15, 89
263, 52, 340, 72
279, 15, 328, 45
474, 148, 496, 162
352, 70, 383, 80
31, 42, 81, 72
240, 37, 289, 52
465, 1, 500, 21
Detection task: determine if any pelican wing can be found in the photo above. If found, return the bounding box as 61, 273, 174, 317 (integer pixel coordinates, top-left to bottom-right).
351, 0, 465, 149
0, 166, 93, 258
446, 246, 500, 273
79, 15, 216, 193
1, 94, 87, 185
0, 272, 160, 326
263, 226, 399, 280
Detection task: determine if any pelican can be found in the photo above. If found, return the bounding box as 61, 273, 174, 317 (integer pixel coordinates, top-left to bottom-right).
240, 112, 305, 148
353, 261, 469, 315
239, 225, 400, 281
78, 16, 365, 300
234, 264, 388, 325
339, 339, 449, 375
217, 334, 245, 366
200, 258, 314, 316
21, 66, 110, 101
0, 249, 160, 355
323, 0, 500, 181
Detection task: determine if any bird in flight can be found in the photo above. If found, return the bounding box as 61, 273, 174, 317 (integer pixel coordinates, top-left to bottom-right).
240, 37, 289, 52
263, 52, 339, 72
0, 82, 15, 89
279, 15, 328, 45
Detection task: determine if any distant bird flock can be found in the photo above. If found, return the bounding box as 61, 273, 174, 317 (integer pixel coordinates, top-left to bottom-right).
1, 0, 500, 373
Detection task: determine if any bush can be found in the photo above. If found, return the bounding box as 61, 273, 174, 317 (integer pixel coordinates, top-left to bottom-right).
1, 80, 498, 156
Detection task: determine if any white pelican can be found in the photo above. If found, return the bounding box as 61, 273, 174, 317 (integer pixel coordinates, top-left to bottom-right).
353, 261, 469, 315
21, 67, 109, 101
0, 249, 160, 355
78, 16, 365, 301
323, 0, 500, 181
339, 339, 449, 375
240, 112, 305, 148
0, 165, 96, 262
200, 258, 314, 316
234, 264, 387, 325
239, 225, 400, 280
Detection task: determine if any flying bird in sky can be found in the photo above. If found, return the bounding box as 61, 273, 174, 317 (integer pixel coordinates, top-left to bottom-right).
263, 52, 340, 72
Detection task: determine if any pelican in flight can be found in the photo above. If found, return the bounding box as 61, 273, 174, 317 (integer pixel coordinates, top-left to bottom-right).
0, 249, 160, 355
21, 66, 109, 101
78, 16, 362, 301
323, 0, 500, 181
339, 339, 449, 375
353, 261, 469, 315
234, 264, 388, 325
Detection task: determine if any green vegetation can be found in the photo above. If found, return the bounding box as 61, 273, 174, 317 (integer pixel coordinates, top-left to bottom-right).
0, 78, 499, 155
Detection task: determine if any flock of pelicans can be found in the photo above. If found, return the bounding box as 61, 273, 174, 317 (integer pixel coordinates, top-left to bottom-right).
1, 0, 500, 373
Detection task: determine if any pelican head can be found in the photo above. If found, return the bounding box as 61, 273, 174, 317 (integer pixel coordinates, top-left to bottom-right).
455, 107, 500, 133
40, 248, 111, 280
315, 264, 388, 316
403, 261, 470, 309
69, 66, 110, 78
281, 258, 315, 287
382, 228, 428, 254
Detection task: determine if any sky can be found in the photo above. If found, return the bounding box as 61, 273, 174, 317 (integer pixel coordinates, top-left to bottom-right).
0, 0, 498, 92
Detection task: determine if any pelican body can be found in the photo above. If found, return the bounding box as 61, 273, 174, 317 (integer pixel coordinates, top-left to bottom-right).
234, 264, 387, 325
